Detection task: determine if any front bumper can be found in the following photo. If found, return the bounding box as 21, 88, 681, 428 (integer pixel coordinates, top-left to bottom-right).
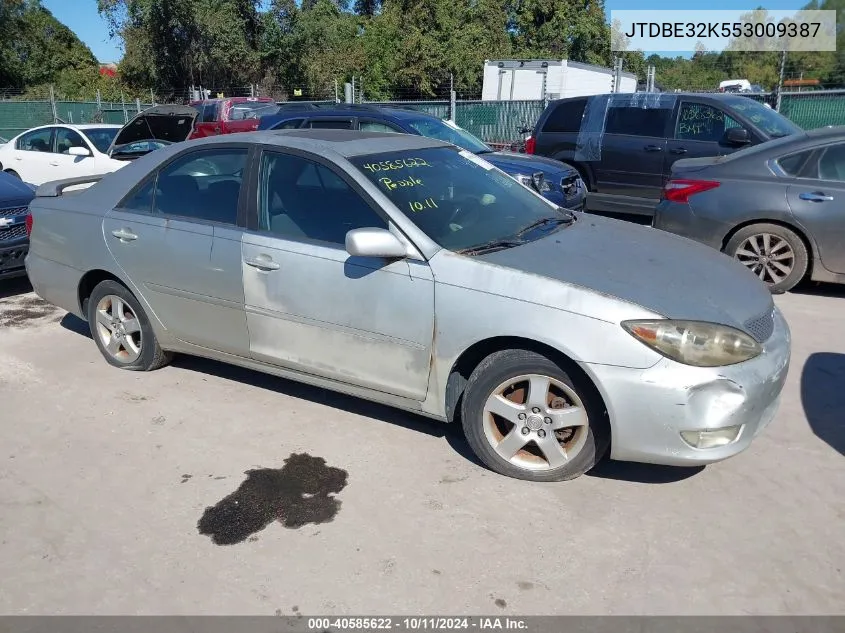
0, 239, 28, 280
587, 307, 791, 466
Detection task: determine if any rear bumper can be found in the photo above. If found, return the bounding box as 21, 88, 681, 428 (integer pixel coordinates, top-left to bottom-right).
0, 239, 28, 280
24, 252, 86, 318
652, 200, 732, 250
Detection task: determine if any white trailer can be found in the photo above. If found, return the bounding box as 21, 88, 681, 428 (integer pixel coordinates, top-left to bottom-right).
481, 59, 637, 101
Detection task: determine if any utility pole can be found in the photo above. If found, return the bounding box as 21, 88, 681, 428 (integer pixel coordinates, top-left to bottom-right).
449, 73, 456, 122
776, 49, 787, 112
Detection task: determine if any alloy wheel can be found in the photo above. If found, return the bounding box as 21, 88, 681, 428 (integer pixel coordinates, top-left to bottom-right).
735, 233, 795, 285
94, 295, 143, 363
482, 373, 589, 471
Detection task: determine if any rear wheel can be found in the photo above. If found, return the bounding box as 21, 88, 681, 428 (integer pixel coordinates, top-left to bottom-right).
725, 223, 808, 293
87, 280, 172, 371
461, 349, 609, 482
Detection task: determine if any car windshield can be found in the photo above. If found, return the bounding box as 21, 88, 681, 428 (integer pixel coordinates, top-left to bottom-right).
349, 147, 573, 253
406, 118, 491, 154
726, 98, 800, 138
82, 127, 119, 153
229, 102, 279, 120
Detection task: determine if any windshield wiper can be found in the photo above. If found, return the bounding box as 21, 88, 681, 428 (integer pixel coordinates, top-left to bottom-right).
515, 214, 575, 238
459, 238, 525, 255
474, 148, 494, 155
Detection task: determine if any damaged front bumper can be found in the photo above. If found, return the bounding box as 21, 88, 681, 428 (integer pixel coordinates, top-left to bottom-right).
587, 307, 791, 466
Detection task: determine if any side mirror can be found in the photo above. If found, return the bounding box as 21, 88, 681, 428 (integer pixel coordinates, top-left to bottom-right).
68, 146, 92, 157
725, 127, 751, 146
345, 228, 408, 259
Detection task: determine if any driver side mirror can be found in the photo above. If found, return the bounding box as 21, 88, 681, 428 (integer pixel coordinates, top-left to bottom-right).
724, 127, 751, 146
68, 146, 92, 157
345, 228, 408, 259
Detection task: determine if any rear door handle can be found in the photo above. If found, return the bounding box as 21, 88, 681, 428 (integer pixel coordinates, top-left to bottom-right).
49, 161, 59, 166
799, 191, 834, 202
245, 256, 280, 271
643, 145, 663, 152
111, 228, 138, 241
670, 148, 688, 155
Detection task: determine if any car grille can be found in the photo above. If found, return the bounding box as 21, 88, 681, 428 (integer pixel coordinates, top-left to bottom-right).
744, 308, 775, 343
0, 223, 27, 241
0, 206, 29, 243
0, 206, 27, 219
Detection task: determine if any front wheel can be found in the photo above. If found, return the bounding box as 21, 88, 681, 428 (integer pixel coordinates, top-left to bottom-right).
4, 169, 20, 179
725, 223, 808, 293
460, 349, 609, 482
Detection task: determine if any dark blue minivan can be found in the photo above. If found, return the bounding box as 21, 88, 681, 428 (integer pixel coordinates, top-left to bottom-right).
258, 105, 586, 210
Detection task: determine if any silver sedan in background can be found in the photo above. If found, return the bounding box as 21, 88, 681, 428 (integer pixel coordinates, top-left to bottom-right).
654, 126, 845, 293
25, 130, 790, 481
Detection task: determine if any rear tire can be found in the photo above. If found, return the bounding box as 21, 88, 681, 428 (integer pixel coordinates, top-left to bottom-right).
87, 280, 172, 371
725, 223, 808, 293
460, 349, 609, 482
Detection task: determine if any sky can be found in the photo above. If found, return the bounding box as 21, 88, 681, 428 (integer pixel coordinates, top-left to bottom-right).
41, 0, 811, 63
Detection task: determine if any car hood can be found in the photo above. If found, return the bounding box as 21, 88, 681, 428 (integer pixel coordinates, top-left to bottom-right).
485, 151, 576, 176
476, 214, 774, 330
0, 171, 36, 208
107, 104, 199, 155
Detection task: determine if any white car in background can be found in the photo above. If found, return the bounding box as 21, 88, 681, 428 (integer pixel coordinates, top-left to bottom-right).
0, 124, 123, 185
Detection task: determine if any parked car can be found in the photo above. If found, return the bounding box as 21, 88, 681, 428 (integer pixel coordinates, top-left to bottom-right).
107, 104, 200, 161
0, 124, 121, 185
258, 105, 586, 210
188, 97, 278, 139
654, 126, 845, 293
526, 93, 802, 216
25, 130, 789, 482
0, 170, 35, 280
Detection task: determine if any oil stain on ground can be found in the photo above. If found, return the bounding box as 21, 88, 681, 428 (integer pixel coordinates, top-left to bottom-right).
0, 296, 60, 327
197, 453, 348, 546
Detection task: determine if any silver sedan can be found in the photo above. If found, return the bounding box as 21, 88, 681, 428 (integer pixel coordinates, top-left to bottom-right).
25, 130, 790, 481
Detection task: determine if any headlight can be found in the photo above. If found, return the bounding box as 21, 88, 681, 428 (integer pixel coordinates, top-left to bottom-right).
621, 320, 762, 367
514, 173, 552, 193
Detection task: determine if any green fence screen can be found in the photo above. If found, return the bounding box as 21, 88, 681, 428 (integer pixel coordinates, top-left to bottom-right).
0, 101, 153, 141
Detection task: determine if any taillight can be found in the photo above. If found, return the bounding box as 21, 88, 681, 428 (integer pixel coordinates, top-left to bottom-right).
249, 120, 260, 131
663, 179, 720, 203
524, 136, 536, 154
25, 213, 33, 236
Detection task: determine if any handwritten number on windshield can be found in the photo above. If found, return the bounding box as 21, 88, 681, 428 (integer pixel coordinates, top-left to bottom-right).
362, 158, 431, 172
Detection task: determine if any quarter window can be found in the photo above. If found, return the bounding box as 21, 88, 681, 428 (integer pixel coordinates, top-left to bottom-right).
605, 106, 670, 137
258, 152, 386, 245
675, 102, 743, 143
201, 103, 219, 123
16, 128, 54, 152
307, 119, 354, 130
816, 144, 845, 182
542, 98, 588, 133
120, 179, 156, 213
153, 149, 247, 224
776, 150, 813, 177
273, 118, 304, 130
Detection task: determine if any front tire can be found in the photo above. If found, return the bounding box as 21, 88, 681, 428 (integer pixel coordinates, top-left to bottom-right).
725, 223, 808, 293
460, 349, 609, 482
87, 280, 172, 371
5, 169, 20, 179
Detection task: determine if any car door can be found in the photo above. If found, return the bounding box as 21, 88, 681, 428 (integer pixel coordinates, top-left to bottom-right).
594, 103, 671, 199
192, 102, 220, 138
9, 128, 56, 184
51, 127, 100, 179
665, 101, 748, 172
241, 149, 435, 401
103, 146, 252, 355
786, 143, 845, 274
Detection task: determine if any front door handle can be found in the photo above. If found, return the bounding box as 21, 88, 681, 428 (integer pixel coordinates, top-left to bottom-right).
670, 147, 688, 155
111, 228, 138, 241
643, 145, 663, 152
50, 161, 60, 166
245, 256, 280, 271
799, 191, 834, 202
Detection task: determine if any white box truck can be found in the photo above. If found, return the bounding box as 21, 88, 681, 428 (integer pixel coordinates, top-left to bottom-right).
482, 59, 637, 101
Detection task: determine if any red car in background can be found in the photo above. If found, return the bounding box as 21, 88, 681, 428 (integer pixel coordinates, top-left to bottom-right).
188, 97, 278, 139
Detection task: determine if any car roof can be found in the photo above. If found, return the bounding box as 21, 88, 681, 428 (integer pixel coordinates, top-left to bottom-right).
267, 104, 438, 122
181, 128, 450, 157
16, 123, 122, 134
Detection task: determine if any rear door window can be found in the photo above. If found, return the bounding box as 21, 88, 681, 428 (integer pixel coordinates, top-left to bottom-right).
605, 106, 670, 137
17, 127, 54, 152
542, 98, 587, 133
307, 118, 354, 130
272, 118, 304, 130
